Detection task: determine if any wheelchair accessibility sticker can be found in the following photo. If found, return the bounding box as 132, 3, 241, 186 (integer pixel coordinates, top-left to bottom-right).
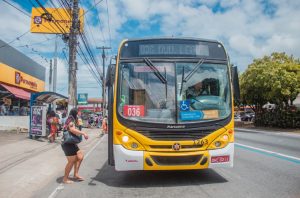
180, 111, 204, 121
180, 100, 190, 111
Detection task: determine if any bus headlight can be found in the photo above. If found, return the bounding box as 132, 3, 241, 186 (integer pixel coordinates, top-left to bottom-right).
116, 131, 145, 151
122, 136, 129, 143
207, 129, 233, 150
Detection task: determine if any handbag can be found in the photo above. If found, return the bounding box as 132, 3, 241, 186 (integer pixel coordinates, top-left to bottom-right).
62, 130, 82, 144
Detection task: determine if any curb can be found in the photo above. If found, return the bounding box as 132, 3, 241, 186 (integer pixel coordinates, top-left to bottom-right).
235, 127, 300, 138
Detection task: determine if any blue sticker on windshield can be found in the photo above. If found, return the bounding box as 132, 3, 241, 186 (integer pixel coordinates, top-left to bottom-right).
180, 100, 190, 111
180, 111, 203, 121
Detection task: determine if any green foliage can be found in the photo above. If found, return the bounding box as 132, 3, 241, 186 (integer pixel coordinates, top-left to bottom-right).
240, 52, 300, 128
255, 109, 300, 128
240, 52, 300, 109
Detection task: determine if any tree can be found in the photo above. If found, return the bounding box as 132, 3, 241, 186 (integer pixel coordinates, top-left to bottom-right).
240, 52, 300, 111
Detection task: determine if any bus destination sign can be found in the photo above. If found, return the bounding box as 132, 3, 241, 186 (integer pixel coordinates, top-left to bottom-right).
139, 44, 209, 57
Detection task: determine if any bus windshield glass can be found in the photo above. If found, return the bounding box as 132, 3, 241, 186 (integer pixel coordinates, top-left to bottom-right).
118, 61, 231, 124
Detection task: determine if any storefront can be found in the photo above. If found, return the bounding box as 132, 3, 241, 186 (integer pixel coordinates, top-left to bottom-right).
0, 39, 45, 116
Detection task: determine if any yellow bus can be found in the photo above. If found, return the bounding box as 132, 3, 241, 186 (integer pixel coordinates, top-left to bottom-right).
106, 38, 239, 171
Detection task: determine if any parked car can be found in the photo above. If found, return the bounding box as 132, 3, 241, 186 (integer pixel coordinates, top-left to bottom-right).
240, 111, 255, 122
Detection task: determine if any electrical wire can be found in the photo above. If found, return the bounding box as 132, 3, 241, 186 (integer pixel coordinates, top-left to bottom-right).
16, 36, 56, 48
31, 0, 68, 34
93, 0, 107, 45
105, 0, 112, 53
77, 44, 102, 86
0, 30, 31, 48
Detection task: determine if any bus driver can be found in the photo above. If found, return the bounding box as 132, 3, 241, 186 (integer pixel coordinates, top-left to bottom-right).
186, 81, 208, 99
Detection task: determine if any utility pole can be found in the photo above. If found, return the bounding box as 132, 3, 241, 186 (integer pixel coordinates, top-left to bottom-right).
97, 46, 111, 115
53, 34, 58, 93
68, 0, 79, 111
49, 59, 52, 91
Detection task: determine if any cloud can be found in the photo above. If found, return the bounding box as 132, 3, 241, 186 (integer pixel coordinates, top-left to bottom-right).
100, 0, 300, 72
2, 0, 300, 99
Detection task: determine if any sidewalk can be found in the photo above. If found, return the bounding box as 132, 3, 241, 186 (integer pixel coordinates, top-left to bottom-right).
0, 128, 103, 198
235, 121, 300, 134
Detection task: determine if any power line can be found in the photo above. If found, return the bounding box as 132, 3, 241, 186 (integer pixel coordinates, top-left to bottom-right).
2, 0, 31, 17
79, 0, 104, 18
77, 44, 102, 86
93, 0, 107, 45
29, 0, 68, 35
105, 0, 112, 51
0, 30, 31, 48
16, 36, 56, 47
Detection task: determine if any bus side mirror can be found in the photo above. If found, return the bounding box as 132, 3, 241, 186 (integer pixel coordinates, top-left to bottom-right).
231, 66, 240, 101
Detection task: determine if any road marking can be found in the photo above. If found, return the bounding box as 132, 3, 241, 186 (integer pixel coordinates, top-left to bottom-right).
48, 184, 64, 198
235, 143, 300, 164
85, 134, 106, 159
48, 135, 107, 198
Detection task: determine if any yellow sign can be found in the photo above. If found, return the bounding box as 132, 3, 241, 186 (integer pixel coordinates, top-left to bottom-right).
0, 62, 45, 92
30, 8, 84, 34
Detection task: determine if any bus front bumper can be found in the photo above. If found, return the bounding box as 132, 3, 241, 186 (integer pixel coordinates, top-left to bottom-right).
113, 143, 234, 171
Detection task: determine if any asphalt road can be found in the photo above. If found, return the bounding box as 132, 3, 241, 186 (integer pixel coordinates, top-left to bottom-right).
36, 129, 300, 198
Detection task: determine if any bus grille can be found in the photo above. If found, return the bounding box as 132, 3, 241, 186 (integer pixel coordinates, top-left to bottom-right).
149, 144, 203, 149
137, 129, 212, 141
151, 155, 202, 166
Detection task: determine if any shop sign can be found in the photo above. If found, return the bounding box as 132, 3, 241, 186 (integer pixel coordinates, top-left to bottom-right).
15, 72, 38, 90
78, 93, 88, 105
30, 8, 84, 34
0, 62, 45, 92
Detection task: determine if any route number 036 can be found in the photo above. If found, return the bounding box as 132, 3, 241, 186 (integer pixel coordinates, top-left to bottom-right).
123, 105, 145, 117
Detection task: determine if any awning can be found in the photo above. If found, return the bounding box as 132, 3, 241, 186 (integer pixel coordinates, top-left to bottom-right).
31, 92, 67, 103
0, 83, 31, 100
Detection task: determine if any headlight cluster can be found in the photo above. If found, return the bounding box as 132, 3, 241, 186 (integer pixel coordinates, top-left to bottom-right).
115, 131, 145, 151
207, 129, 233, 149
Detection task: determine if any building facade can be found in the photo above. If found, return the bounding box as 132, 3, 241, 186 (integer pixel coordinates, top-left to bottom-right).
0, 39, 46, 115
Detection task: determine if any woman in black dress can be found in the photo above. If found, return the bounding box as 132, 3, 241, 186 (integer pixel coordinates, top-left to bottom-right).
61, 108, 88, 184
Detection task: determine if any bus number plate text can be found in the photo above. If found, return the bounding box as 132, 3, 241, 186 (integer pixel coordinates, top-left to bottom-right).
123, 105, 145, 117
211, 155, 230, 163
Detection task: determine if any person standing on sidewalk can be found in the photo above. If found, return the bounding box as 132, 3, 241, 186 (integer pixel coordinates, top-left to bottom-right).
61, 108, 88, 184
47, 111, 59, 143
102, 116, 108, 134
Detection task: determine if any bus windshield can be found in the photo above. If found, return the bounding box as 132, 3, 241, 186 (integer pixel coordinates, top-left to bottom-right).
118, 60, 231, 124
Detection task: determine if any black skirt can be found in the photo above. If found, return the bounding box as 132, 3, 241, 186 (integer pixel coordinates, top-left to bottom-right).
61, 143, 79, 156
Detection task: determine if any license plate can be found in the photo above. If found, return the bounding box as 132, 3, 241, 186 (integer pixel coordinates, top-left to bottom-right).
211, 155, 230, 163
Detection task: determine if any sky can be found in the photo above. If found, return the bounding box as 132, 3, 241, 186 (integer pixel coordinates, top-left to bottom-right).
1, 0, 300, 98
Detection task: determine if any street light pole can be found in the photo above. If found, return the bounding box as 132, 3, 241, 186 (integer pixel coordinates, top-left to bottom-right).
97, 46, 111, 115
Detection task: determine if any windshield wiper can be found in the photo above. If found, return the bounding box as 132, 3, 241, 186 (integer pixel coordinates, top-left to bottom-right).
184, 58, 205, 83
179, 66, 185, 95
144, 58, 167, 84
179, 59, 205, 96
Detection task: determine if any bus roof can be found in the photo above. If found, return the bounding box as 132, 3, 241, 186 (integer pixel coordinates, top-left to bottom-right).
122, 37, 222, 44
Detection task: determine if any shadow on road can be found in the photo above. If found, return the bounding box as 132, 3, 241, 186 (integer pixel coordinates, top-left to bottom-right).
88, 161, 228, 188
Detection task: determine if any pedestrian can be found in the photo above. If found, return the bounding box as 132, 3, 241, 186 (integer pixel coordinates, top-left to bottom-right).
102, 116, 108, 134
61, 108, 88, 184
0, 102, 7, 116
77, 115, 83, 131
47, 111, 59, 143
97, 114, 102, 128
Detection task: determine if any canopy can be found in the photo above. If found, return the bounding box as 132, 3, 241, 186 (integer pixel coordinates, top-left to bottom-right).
30, 91, 67, 104
0, 83, 30, 100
